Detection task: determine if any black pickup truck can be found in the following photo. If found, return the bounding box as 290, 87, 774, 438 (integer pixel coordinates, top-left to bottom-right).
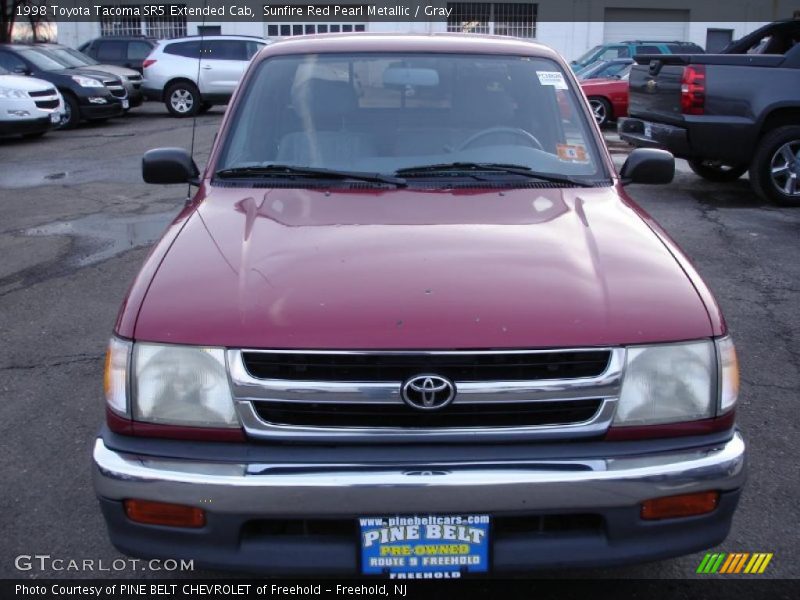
619, 20, 800, 206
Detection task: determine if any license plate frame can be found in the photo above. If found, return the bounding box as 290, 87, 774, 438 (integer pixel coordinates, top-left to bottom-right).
359, 515, 490, 577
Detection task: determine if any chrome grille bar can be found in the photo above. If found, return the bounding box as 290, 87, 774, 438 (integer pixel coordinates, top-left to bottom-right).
227, 348, 625, 442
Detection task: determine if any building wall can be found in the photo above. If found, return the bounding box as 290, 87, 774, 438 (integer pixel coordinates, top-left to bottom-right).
54, 0, 792, 61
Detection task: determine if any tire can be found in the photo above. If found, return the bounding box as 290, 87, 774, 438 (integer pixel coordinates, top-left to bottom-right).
198, 102, 214, 114
749, 125, 800, 207
59, 93, 80, 130
687, 160, 748, 182
588, 97, 611, 127
165, 81, 200, 117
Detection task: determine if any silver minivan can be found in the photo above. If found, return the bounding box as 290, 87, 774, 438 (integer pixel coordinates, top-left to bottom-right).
141, 35, 268, 117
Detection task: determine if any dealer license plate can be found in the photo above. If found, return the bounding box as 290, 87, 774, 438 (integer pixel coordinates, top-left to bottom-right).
644, 122, 653, 139
360, 515, 490, 578
50, 112, 60, 124
122, 99, 130, 109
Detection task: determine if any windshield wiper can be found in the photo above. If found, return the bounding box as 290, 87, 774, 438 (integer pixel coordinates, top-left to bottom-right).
394, 162, 595, 187
215, 164, 407, 187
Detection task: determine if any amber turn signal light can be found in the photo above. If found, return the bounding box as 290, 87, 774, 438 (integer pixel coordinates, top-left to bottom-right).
641, 491, 720, 520
124, 499, 205, 528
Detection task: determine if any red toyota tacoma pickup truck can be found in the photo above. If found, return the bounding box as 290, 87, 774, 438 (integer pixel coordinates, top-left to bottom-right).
94, 34, 745, 577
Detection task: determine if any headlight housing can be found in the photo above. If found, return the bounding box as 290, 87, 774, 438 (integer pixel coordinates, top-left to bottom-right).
614, 340, 716, 426
0, 87, 28, 99
133, 343, 239, 428
71, 75, 104, 88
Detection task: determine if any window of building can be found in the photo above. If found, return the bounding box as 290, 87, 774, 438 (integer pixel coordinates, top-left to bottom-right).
265, 23, 366, 38
197, 25, 222, 36
447, 3, 537, 38
98, 4, 187, 39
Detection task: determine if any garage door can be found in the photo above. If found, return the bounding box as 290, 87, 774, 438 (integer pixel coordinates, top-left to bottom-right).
603, 8, 690, 43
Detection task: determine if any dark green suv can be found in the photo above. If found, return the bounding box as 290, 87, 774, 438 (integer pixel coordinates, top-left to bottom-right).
571, 40, 704, 70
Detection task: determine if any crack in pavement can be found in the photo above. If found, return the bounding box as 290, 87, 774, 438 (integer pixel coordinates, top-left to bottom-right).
0, 353, 103, 372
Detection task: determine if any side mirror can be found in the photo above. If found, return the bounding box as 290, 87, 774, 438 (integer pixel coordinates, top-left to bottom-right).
142, 147, 199, 185
619, 148, 674, 185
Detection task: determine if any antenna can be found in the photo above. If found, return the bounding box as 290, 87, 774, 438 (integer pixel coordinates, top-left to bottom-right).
187, 0, 208, 198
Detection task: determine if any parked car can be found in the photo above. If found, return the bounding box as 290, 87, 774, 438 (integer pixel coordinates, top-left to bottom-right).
0, 44, 126, 129
78, 36, 157, 73
141, 35, 268, 117
33, 43, 143, 108
580, 65, 631, 126
576, 58, 634, 80
571, 41, 704, 71
94, 34, 745, 576
0, 64, 64, 138
619, 19, 800, 205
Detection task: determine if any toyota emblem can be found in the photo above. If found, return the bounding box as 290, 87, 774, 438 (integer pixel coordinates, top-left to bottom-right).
401, 375, 455, 410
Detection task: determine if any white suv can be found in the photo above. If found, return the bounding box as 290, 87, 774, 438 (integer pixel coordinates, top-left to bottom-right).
142, 35, 268, 117
0, 65, 64, 138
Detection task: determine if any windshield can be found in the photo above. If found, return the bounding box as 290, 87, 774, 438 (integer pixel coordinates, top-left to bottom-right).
45, 47, 94, 67
19, 49, 68, 71
217, 53, 605, 184
573, 46, 602, 65
0, 65, 8, 75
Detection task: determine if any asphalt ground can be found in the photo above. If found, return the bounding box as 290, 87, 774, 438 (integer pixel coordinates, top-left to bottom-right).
0, 103, 798, 581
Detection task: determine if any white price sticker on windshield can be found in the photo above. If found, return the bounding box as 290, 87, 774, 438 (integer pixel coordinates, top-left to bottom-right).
536, 71, 567, 89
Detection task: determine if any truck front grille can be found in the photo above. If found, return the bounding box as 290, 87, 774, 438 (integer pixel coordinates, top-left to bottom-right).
230, 348, 623, 443
253, 398, 602, 428
242, 350, 610, 382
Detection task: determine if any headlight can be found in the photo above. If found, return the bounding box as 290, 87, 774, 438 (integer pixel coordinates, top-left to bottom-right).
0, 87, 28, 99
614, 340, 715, 426
71, 75, 104, 88
133, 343, 239, 428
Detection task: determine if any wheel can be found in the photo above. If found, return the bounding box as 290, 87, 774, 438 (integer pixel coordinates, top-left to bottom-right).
457, 126, 544, 151
59, 93, 80, 130
165, 81, 200, 117
588, 97, 611, 127
749, 125, 800, 206
687, 160, 748, 182
198, 102, 214, 114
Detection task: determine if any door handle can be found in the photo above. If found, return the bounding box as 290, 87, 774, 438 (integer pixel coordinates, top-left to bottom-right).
202, 65, 212, 70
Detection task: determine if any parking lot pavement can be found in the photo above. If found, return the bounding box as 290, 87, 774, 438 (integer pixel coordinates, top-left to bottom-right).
0, 106, 798, 579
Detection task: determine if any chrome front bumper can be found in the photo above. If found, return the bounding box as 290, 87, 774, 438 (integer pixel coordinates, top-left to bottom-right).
93, 433, 745, 515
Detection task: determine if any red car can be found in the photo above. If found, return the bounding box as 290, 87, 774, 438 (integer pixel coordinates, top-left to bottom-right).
581, 72, 630, 127
94, 34, 744, 576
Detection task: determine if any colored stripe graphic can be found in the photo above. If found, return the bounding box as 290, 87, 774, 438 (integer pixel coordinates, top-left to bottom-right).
696, 553, 713, 574
758, 554, 773, 573
697, 552, 772, 574
733, 553, 750, 573
719, 553, 737, 573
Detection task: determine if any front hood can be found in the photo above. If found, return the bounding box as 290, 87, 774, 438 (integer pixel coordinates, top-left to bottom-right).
65, 67, 117, 82
93, 64, 139, 79
0, 74, 54, 92
134, 186, 712, 349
